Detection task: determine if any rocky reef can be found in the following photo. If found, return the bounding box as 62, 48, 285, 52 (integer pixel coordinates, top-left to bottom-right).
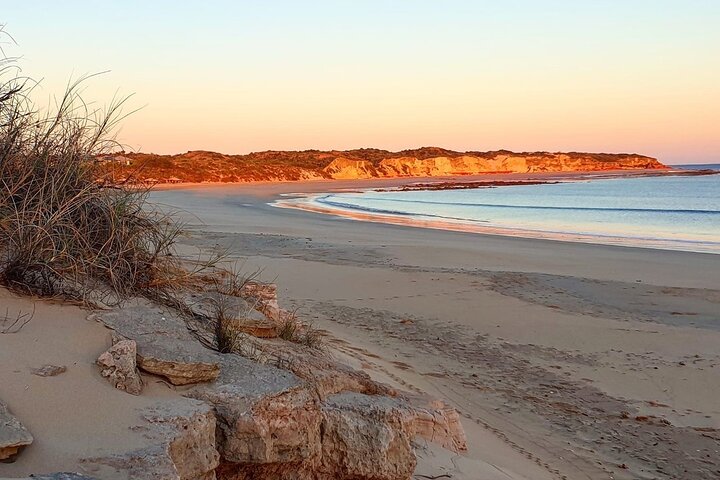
103, 148, 666, 184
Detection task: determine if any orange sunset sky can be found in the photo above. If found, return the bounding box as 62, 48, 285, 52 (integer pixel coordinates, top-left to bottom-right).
4, 1, 719, 164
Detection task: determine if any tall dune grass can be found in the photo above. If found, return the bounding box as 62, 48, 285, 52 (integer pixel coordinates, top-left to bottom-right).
0, 47, 319, 355
0, 56, 184, 304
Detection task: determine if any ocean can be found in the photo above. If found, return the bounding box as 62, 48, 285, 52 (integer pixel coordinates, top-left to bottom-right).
302, 168, 720, 254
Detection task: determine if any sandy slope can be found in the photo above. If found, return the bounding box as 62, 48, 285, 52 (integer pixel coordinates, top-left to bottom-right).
0, 290, 183, 478
152, 179, 720, 480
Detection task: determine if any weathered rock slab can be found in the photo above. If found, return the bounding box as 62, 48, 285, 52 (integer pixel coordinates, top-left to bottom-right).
186, 354, 305, 465
226, 318, 277, 338
92, 303, 221, 385
137, 343, 220, 386
182, 292, 266, 324
244, 337, 393, 399
0, 400, 33, 462
30, 364, 67, 377
319, 392, 466, 480
97, 339, 143, 395
320, 393, 417, 480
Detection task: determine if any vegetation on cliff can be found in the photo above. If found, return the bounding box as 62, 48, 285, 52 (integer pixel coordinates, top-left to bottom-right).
104, 148, 667, 184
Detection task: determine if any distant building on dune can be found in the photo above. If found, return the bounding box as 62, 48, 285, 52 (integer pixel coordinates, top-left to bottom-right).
97, 155, 132, 166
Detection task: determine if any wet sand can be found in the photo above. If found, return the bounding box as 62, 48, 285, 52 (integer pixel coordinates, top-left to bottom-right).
151, 178, 720, 480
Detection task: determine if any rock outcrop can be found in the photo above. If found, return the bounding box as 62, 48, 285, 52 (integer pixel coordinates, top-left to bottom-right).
90, 294, 467, 480
96, 339, 144, 395
324, 152, 666, 179
0, 400, 33, 462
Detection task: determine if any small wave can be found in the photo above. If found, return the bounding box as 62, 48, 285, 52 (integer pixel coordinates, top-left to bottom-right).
317, 195, 720, 215
314, 196, 485, 223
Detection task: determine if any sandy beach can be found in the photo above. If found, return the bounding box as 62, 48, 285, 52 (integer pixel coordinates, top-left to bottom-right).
4, 2, 720, 478
147, 177, 720, 480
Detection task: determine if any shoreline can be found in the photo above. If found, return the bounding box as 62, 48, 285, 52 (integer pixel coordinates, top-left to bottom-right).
163, 169, 720, 255
153, 169, 720, 256
148, 166, 711, 191
272, 193, 720, 255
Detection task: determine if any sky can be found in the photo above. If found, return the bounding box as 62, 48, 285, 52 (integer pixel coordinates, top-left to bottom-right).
3, 1, 719, 163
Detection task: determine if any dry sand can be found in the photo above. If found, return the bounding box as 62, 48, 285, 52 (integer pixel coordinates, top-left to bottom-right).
150, 177, 720, 480
0, 290, 185, 478
2, 173, 718, 479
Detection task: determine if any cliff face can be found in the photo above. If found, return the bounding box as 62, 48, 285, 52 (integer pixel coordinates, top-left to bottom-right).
325, 153, 665, 180
104, 148, 666, 183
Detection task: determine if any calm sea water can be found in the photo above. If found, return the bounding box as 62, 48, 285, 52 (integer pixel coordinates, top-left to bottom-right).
310, 169, 720, 253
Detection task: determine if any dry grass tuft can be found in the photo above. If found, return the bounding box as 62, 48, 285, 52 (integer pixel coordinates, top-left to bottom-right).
209, 293, 244, 354
0, 52, 195, 304
277, 313, 323, 349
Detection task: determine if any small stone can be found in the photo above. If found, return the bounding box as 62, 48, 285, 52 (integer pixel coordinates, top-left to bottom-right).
97, 339, 143, 395
19, 475, 97, 480
0, 400, 33, 462
31, 365, 67, 377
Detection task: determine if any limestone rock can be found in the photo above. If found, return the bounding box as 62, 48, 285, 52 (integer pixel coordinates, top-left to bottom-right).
315, 392, 466, 480
184, 292, 279, 338
238, 282, 284, 322
319, 393, 417, 480
322, 151, 665, 180
137, 345, 220, 386
85, 399, 219, 480
226, 318, 277, 338
97, 339, 143, 395
92, 300, 468, 480
92, 304, 221, 385
0, 400, 33, 462
188, 349, 465, 480
30, 364, 67, 377
186, 354, 307, 465
243, 336, 393, 399
211, 390, 464, 480
182, 292, 266, 324
405, 397, 467, 453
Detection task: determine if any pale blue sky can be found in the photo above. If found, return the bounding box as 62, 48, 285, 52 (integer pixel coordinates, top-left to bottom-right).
3, 1, 719, 163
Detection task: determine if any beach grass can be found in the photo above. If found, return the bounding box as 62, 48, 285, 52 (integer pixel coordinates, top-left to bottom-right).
0, 57, 187, 305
